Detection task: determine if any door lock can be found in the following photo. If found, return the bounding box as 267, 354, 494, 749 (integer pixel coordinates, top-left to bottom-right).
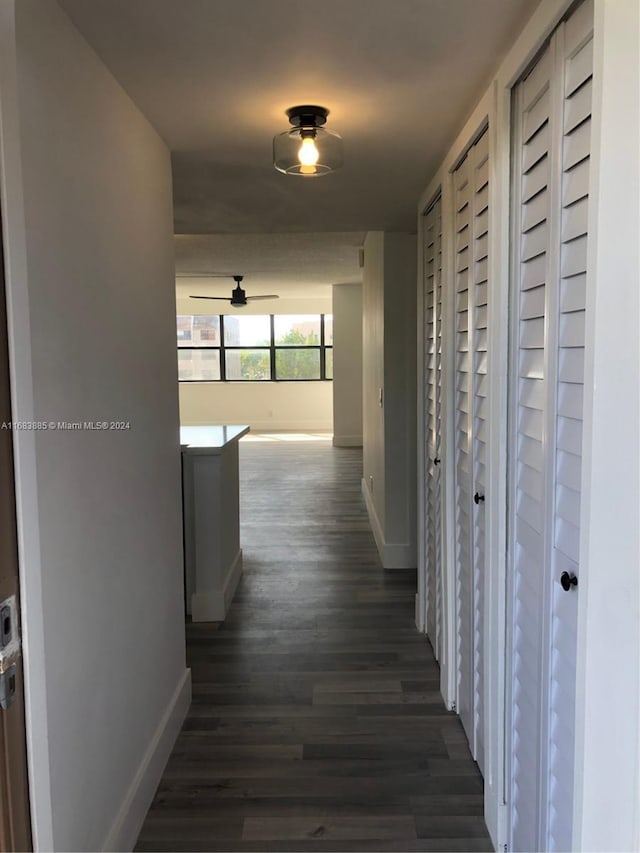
0, 603, 12, 649
0, 664, 17, 710
474, 491, 485, 504
0, 595, 22, 713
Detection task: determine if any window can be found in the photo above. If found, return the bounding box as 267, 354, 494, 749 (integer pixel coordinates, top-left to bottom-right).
177, 315, 193, 344
178, 349, 221, 381
276, 348, 321, 380
325, 347, 333, 379
177, 314, 333, 382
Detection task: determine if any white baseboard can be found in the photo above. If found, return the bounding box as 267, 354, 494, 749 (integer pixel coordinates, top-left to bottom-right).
361, 477, 385, 557
223, 548, 243, 612
191, 549, 243, 622
102, 668, 191, 852
361, 478, 417, 570
249, 422, 333, 432
187, 420, 333, 433
415, 592, 425, 632
333, 434, 363, 447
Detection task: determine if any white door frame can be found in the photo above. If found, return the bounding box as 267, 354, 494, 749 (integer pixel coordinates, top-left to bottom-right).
573, 2, 640, 849
0, 5, 55, 849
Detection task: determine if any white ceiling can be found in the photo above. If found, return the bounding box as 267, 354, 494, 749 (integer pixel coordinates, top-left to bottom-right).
175, 232, 364, 298
58, 0, 541, 236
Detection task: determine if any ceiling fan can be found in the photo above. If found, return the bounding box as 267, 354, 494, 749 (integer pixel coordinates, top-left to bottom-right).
187, 274, 279, 307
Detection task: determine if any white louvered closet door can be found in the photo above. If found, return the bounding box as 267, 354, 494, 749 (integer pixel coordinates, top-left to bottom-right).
423, 196, 443, 660
546, 4, 593, 848
454, 154, 473, 742
471, 131, 489, 775
509, 41, 554, 851
509, 2, 592, 850
453, 129, 489, 767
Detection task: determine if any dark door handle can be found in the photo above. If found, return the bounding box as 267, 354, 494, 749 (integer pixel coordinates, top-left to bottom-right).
560, 571, 578, 592
433, 457, 441, 465
474, 492, 485, 504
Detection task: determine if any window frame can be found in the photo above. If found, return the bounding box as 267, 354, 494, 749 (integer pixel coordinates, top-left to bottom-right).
177, 313, 333, 383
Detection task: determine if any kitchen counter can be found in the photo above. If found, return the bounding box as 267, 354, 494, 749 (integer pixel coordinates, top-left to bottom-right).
180, 424, 249, 622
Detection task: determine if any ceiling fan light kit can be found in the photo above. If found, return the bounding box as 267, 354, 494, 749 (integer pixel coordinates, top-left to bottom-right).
273, 105, 343, 177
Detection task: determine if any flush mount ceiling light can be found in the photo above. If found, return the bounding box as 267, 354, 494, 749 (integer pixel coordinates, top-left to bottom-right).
273, 105, 343, 177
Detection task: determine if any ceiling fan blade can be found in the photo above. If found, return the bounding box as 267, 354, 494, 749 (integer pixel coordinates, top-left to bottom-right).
245, 295, 280, 301
189, 295, 231, 300
181, 273, 241, 278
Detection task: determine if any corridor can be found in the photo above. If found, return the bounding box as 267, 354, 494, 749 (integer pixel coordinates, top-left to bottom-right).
135, 439, 491, 852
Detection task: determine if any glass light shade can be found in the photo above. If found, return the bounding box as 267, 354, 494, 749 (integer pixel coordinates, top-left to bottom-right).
273, 126, 343, 176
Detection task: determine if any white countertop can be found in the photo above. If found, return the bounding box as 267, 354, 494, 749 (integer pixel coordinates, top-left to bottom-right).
180, 424, 250, 454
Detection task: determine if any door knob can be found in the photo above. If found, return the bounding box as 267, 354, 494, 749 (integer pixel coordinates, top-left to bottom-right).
433, 457, 441, 465
474, 492, 485, 504
560, 571, 578, 592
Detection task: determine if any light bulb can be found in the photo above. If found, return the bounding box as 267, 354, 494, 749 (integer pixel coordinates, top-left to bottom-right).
298, 136, 319, 173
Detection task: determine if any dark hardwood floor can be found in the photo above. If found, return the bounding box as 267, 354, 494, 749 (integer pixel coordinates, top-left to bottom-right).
136, 438, 492, 852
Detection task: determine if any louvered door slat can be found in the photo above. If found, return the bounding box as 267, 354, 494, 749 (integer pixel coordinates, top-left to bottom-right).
563, 119, 590, 169
522, 188, 549, 232
557, 449, 582, 490
523, 156, 550, 201
562, 235, 588, 276
520, 316, 545, 348
557, 416, 583, 454
522, 253, 546, 290
523, 47, 553, 108
565, 38, 593, 95
560, 273, 586, 313
518, 434, 543, 471
524, 88, 552, 141
523, 122, 551, 172
520, 349, 544, 380
476, 183, 489, 214
557, 382, 583, 417
476, 233, 489, 261
564, 78, 592, 133
561, 197, 589, 241
563, 157, 590, 205
521, 286, 546, 319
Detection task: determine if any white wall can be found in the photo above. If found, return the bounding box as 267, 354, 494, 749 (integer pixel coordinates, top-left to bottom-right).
383, 235, 417, 560
177, 295, 333, 431
0, 1, 190, 849
362, 232, 417, 568
332, 283, 362, 446
362, 232, 386, 535
180, 381, 332, 431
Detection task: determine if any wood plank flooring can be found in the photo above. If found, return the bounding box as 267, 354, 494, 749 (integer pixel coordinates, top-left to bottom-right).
136, 439, 492, 852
